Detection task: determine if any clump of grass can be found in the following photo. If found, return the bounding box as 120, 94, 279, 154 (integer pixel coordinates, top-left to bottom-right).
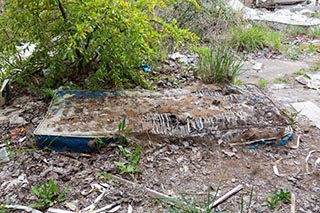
292, 69, 309, 78
258, 79, 268, 89
309, 27, 320, 39
273, 77, 289, 84
228, 24, 284, 52
284, 45, 302, 61
197, 45, 243, 84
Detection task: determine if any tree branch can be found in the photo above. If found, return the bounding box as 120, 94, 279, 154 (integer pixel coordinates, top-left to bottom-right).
57, 0, 67, 21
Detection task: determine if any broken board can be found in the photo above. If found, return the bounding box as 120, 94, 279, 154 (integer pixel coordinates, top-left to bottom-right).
34, 84, 292, 153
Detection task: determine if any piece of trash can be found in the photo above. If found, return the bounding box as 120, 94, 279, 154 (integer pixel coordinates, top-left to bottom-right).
291, 101, 320, 129
127, 204, 133, 213
141, 64, 151, 73
0, 147, 10, 163
108, 205, 121, 213
35, 84, 291, 153
0, 79, 9, 106
222, 150, 236, 157
305, 150, 320, 174
228, 0, 320, 26
273, 159, 288, 177
252, 62, 263, 71
64, 202, 77, 211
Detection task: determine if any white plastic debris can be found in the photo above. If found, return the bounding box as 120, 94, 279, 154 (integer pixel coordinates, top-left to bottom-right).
228, 0, 320, 26
0, 147, 10, 163
253, 62, 263, 71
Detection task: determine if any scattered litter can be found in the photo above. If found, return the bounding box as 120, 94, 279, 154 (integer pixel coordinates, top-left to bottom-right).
4, 204, 42, 213
0, 78, 9, 106
82, 184, 108, 212
107, 205, 121, 213
291, 101, 320, 129
253, 62, 263, 71
47, 208, 74, 213
229, 0, 320, 26
289, 134, 301, 149
291, 193, 296, 213
127, 205, 133, 213
0, 147, 10, 163
305, 150, 320, 174
295, 75, 320, 89
168, 52, 191, 64
141, 64, 151, 73
222, 150, 237, 157
64, 202, 77, 211
273, 159, 288, 177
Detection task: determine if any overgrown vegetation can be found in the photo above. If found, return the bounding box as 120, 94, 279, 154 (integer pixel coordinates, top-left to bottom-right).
197, 45, 243, 84
0, 0, 197, 91
228, 24, 284, 52
30, 179, 71, 209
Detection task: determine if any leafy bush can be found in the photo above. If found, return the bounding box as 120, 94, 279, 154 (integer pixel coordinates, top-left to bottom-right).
228, 24, 284, 52
197, 45, 243, 84
0, 0, 197, 90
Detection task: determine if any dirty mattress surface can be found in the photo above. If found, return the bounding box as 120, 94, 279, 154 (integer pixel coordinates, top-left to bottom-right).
35, 84, 291, 146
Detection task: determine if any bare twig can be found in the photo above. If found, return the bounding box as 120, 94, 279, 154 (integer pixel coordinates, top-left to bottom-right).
209, 184, 243, 209
305, 150, 320, 174
5, 205, 42, 213
111, 175, 172, 200
273, 159, 287, 177
291, 193, 296, 213
289, 134, 301, 149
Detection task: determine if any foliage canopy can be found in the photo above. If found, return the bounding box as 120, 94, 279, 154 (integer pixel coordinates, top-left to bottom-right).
0, 0, 197, 91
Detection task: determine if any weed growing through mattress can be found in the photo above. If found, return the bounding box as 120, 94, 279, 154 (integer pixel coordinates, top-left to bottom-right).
30, 179, 71, 209
114, 144, 141, 175
283, 108, 301, 126
118, 117, 132, 145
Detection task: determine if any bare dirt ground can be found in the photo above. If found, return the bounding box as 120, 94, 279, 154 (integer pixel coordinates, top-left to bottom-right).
0, 51, 320, 213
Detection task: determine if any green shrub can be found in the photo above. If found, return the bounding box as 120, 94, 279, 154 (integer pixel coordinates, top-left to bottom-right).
0, 0, 197, 90
197, 45, 243, 84
228, 24, 284, 52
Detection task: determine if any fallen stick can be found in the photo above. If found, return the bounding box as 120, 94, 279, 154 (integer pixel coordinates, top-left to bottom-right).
47, 208, 74, 213
291, 193, 296, 213
5, 205, 43, 213
305, 150, 320, 174
289, 134, 301, 149
273, 159, 288, 177
111, 175, 172, 200
209, 184, 243, 209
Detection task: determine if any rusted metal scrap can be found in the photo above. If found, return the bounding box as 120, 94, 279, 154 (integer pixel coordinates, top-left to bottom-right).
34, 84, 292, 152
